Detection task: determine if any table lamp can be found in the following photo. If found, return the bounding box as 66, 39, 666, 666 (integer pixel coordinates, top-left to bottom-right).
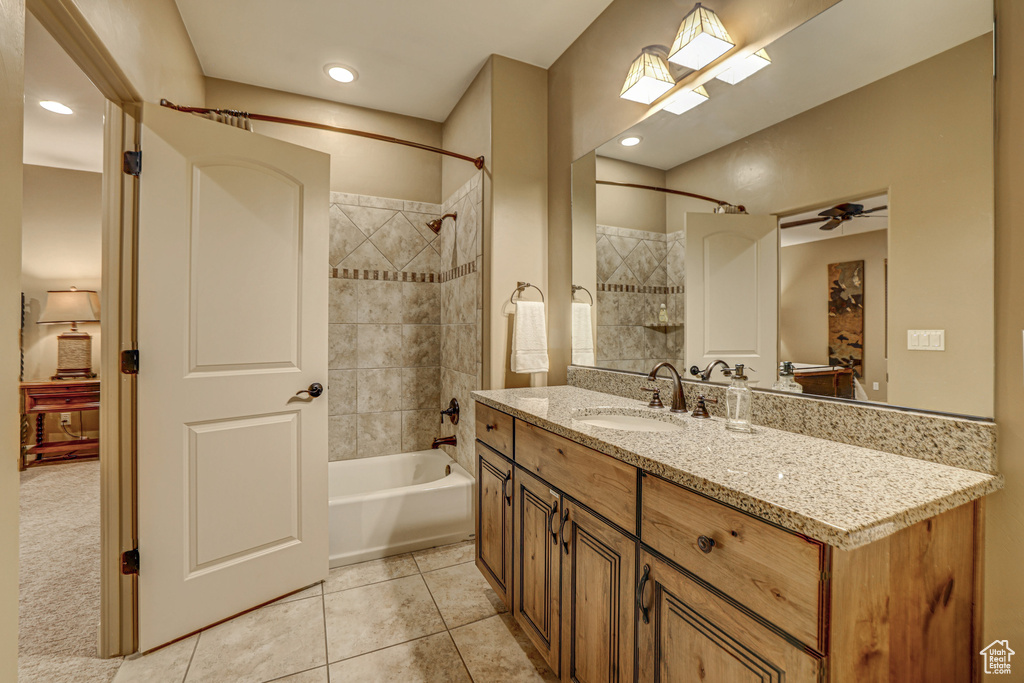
37, 287, 100, 379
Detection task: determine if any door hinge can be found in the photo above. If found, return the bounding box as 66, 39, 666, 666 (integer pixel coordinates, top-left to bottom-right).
120, 349, 139, 375
121, 549, 140, 575
123, 150, 141, 176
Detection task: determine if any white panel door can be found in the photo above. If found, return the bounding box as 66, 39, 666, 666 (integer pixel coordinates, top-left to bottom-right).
686, 213, 778, 384
137, 102, 329, 651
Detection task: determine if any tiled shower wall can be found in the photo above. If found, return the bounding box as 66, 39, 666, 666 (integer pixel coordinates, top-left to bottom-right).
326, 192, 444, 461
594, 225, 685, 373
437, 173, 484, 475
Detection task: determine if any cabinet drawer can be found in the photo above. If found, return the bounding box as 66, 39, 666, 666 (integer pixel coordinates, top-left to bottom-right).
515, 420, 637, 533
476, 403, 514, 457
26, 390, 100, 411
641, 475, 828, 652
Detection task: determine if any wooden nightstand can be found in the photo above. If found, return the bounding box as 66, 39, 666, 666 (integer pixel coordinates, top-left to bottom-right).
20, 379, 100, 470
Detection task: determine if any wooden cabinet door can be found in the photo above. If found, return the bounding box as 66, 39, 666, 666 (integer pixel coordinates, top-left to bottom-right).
514, 466, 562, 676
560, 499, 636, 683
636, 550, 822, 683
476, 444, 513, 608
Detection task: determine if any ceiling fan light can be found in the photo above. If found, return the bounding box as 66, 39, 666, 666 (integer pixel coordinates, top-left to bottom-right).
668, 4, 734, 70
662, 85, 710, 115
620, 48, 676, 105
716, 49, 771, 84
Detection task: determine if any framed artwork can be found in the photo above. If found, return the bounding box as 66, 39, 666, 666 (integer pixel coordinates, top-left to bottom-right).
828, 260, 864, 376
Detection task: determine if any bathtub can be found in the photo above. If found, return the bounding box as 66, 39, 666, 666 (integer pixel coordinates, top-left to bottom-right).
328, 450, 474, 568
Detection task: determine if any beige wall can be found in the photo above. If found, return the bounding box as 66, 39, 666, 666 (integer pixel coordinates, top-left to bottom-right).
664, 36, 993, 416
595, 157, 666, 233
490, 56, 548, 390
780, 230, 888, 402
30, 0, 204, 104
206, 78, 442, 203
442, 60, 491, 203
21, 165, 103, 385
546, 0, 839, 385
0, 2, 25, 678
986, 0, 1024, 658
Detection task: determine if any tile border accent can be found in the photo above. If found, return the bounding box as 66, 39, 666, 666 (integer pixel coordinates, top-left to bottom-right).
597, 283, 683, 294
332, 267, 437, 282
567, 365, 997, 473
440, 261, 477, 283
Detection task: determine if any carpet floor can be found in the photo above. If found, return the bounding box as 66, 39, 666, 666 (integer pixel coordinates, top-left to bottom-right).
19, 460, 123, 682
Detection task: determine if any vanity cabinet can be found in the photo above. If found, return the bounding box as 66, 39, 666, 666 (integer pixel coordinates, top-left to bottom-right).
560, 498, 636, 683
475, 401, 979, 682
475, 443, 513, 607
512, 467, 562, 674
636, 549, 821, 683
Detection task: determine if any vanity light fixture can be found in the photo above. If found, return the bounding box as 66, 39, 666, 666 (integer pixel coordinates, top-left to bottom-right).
662, 85, 710, 115
324, 64, 357, 83
667, 3, 734, 70
620, 47, 675, 105
39, 100, 73, 115
716, 48, 772, 84
620, 136, 642, 147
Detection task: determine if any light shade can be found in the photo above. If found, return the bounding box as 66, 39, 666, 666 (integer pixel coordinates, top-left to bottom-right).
37, 289, 99, 325
663, 85, 710, 115
716, 49, 772, 84
668, 4, 735, 70
620, 49, 675, 105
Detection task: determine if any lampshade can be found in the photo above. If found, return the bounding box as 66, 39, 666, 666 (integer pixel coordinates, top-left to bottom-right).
620, 48, 675, 105
37, 288, 99, 325
716, 48, 772, 84
668, 3, 735, 70
662, 85, 710, 115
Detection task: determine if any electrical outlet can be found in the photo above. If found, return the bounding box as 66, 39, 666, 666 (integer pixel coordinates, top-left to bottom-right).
60, 412, 72, 425
873, 382, 879, 391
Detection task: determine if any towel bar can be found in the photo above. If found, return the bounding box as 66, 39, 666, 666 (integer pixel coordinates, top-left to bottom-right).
571, 285, 594, 306
510, 282, 545, 305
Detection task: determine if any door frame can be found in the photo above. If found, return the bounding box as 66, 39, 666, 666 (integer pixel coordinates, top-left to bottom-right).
28, 0, 143, 657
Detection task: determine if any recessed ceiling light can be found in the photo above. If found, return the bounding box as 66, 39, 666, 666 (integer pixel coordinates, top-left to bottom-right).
620, 136, 642, 147
39, 100, 73, 115
325, 64, 357, 83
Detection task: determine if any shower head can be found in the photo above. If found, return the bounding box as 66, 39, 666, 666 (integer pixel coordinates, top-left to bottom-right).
426, 212, 458, 235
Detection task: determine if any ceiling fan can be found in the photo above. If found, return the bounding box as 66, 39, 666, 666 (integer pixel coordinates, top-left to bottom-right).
780, 202, 888, 231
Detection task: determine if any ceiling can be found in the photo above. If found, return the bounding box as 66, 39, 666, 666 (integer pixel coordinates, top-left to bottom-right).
23, 12, 106, 173
174, 0, 615, 122
597, 0, 992, 170
779, 194, 888, 247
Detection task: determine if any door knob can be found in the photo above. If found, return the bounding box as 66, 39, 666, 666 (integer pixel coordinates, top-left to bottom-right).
295, 383, 324, 398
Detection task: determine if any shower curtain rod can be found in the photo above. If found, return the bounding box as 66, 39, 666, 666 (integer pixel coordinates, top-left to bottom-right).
160, 99, 485, 169
596, 180, 741, 210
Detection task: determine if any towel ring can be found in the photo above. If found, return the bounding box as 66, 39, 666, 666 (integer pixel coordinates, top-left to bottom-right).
510, 281, 545, 305
571, 285, 594, 306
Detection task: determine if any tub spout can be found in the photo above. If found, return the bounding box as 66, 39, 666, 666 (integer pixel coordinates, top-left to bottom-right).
432, 435, 457, 449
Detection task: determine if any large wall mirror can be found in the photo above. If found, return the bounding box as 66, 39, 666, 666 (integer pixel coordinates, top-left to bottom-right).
570, 0, 994, 418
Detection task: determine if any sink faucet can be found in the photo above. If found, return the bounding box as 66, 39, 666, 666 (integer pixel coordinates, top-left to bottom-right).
647, 362, 687, 413
690, 359, 731, 382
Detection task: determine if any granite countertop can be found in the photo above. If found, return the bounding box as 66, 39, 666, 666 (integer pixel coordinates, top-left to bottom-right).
471, 386, 1003, 550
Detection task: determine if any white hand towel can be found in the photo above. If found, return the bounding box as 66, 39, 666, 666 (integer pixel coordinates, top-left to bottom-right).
511, 300, 549, 373
571, 302, 595, 366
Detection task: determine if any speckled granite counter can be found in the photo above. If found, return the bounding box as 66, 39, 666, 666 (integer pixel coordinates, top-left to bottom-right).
471, 386, 1002, 550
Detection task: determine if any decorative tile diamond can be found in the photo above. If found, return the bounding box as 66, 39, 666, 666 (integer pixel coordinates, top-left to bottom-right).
370, 213, 430, 271
596, 236, 622, 283
607, 235, 640, 259
341, 205, 397, 237
625, 241, 658, 284
330, 204, 368, 267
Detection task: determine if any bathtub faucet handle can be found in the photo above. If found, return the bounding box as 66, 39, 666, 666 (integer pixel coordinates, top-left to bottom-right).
440, 398, 460, 425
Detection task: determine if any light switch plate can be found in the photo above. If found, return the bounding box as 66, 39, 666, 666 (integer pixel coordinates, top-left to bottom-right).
907, 329, 945, 351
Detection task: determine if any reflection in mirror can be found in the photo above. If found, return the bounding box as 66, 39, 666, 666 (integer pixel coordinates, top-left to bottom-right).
570, 0, 993, 417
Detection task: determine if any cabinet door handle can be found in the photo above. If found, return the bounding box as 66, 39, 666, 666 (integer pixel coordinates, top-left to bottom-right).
485, 423, 496, 432
548, 500, 559, 543
559, 508, 570, 555
697, 535, 716, 554
502, 471, 512, 504
636, 563, 651, 624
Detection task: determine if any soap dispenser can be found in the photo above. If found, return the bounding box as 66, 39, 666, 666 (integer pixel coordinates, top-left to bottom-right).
772, 361, 803, 393
725, 364, 753, 433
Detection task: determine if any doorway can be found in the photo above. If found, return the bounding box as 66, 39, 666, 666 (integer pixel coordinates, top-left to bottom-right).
17, 10, 119, 681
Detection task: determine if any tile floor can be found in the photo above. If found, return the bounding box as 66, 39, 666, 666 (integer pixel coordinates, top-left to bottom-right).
112, 541, 556, 683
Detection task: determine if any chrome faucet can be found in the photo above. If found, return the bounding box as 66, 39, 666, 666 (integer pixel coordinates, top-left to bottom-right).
690, 359, 731, 382
647, 362, 687, 413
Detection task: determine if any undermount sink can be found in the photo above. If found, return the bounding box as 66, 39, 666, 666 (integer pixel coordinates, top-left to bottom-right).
574, 411, 685, 432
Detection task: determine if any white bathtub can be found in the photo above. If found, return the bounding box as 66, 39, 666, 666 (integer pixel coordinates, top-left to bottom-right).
328, 450, 474, 568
